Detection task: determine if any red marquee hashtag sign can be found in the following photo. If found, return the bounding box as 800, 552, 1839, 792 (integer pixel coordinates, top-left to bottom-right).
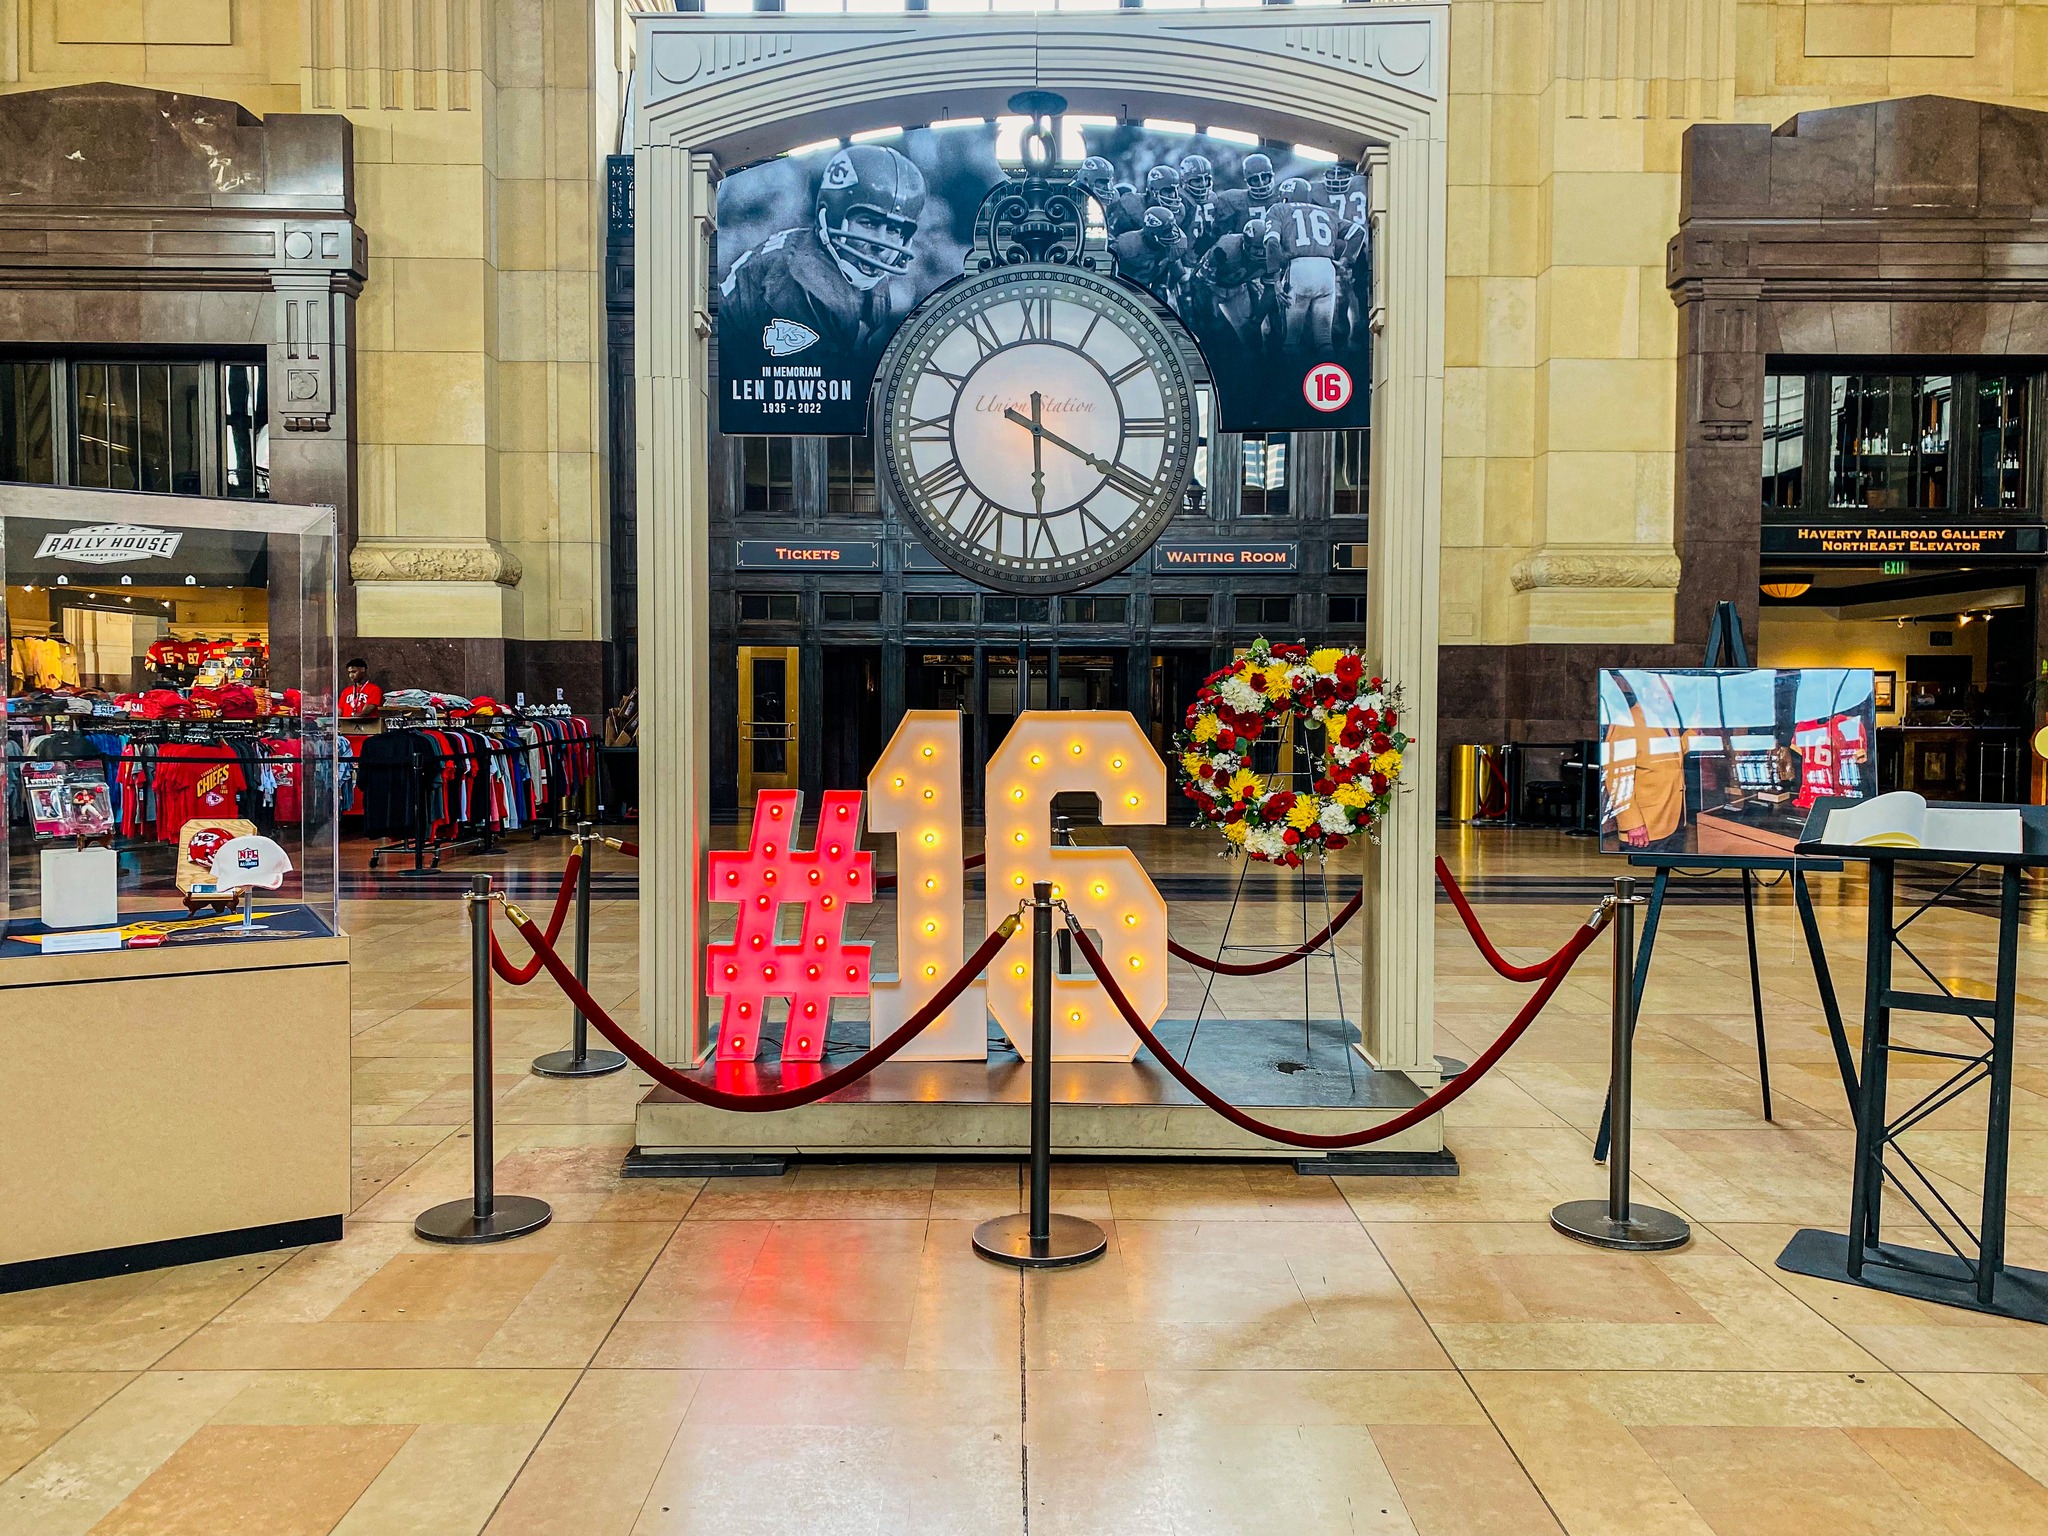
707, 789, 873, 1064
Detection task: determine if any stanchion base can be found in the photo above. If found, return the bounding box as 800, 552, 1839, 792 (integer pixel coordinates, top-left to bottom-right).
1435, 1055, 1471, 1079
1549, 1198, 1690, 1252
531, 1047, 629, 1079
971, 1212, 1107, 1269
414, 1195, 553, 1246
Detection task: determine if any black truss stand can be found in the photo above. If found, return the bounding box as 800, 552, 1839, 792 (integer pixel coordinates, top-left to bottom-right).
973, 883, 1108, 1270
532, 823, 630, 1079
1592, 851, 1844, 1162
1777, 801, 2048, 1322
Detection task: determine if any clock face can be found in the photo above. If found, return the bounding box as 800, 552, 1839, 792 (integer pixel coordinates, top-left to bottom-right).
878, 264, 1197, 593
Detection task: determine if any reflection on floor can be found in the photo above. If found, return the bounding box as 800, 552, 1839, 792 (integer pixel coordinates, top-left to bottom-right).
6, 825, 2048, 1534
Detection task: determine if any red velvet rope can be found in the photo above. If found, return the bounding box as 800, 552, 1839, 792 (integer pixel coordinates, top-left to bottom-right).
1435, 856, 1582, 983
499, 905, 1018, 1112
1166, 893, 1363, 975
1068, 909, 1608, 1150
486, 850, 583, 986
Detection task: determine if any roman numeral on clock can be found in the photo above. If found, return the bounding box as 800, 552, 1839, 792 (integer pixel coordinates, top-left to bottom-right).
915, 458, 969, 505
1108, 360, 1151, 387
1100, 460, 1155, 501
1017, 297, 1054, 340
1123, 417, 1167, 438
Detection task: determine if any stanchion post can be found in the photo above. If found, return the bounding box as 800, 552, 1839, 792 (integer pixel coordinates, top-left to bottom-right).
1052, 815, 1074, 975
972, 882, 1107, 1269
417, 876, 554, 1244
1550, 876, 1690, 1252
532, 822, 628, 1078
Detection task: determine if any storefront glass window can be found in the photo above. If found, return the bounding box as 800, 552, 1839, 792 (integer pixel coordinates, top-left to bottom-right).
1974, 375, 2028, 511
826, 435, 877, 514
1060, 595, 1127, 624
220, 363, 267, 500
1152, 595, 1209, 624
984, 595, 1050, 625
0, 360, 55, 485
1761, 374, 1804, 508
1333, 428, 1368, 516
820, 591, 881, 621
1240, 432, 1288, 516
72, 362, 210, 496
905, 594, 973, 622
1234, 593, 1292, 626
1826, 373, 1951, 511
741, 436, 795, 512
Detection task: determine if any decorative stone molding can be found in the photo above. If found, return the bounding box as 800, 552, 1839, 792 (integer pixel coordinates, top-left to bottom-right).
349, 542, 524, 587
1511, 549, 1682, 593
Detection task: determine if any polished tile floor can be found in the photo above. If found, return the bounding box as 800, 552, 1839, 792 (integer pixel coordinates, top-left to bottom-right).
7, 825, 2048, 1533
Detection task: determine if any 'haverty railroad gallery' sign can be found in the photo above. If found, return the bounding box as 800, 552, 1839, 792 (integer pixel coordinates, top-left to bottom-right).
1764, 524, 2046, 557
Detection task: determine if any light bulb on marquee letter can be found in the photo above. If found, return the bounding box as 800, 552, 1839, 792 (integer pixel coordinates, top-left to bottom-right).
867, 711, 987, 1058
985, 712, 1168, 1060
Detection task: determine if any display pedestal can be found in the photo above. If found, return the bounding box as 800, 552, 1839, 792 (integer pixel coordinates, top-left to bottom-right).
630, 1014, 1447, 1172
0, 936, 350, 1293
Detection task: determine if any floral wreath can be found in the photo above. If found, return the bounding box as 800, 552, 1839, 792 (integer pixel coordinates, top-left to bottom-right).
1172, 637, 1409, 865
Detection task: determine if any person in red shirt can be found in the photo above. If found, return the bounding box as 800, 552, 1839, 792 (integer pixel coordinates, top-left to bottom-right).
341, 658, 384, 719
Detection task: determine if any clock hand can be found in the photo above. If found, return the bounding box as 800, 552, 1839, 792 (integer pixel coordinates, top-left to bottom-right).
1029, 391, 1045, 516
1026, 419, 1117, 475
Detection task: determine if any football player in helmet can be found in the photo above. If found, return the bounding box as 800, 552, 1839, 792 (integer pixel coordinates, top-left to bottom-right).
718, 144, 927, 381
1144, 163, 1184, 217
1192, 215, 1274, 353
1074, 155, 1116, 206
1321, 161, 1371, 352
1260, 183, 1365, 356
1176, 153, 1221, 254
1322, 160, 1353, 203
1110, 204, 1190, 302
1215, 152, 1281, 235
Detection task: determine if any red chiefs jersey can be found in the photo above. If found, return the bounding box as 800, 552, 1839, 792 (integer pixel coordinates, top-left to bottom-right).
154, 745, 247, 841
341, 682, 384, 718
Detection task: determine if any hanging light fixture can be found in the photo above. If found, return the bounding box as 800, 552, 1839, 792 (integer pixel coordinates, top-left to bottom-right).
1760, 574, 1813, 600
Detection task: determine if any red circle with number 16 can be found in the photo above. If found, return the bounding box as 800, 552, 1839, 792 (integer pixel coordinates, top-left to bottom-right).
1304, 362, 1353, 412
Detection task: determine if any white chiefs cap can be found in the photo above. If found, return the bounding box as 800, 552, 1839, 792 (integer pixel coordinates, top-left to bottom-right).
203, 835, 293, 891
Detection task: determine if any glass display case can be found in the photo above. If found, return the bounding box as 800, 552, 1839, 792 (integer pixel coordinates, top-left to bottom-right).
1, 486, 338, 952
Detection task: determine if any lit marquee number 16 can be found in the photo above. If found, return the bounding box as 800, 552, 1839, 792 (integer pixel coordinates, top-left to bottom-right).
865, 709, 1169, 1062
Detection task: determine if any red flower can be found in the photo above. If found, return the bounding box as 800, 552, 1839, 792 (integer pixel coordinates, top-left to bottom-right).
1238, 719, 1262, 743
1371, 731, 1391, 753
1224, 804, 1244, 823
1382, 711, 1396, 730
1335, 655, 1364, 684
1247, 671, 1265, 693
1282, 828, 1299, 845
1327, 835, 1349, 851
1360, 707, 1379, 728
1370, 773, 1388, 793
1284, 851, 1302, 867
1219, 730, 1236, 751
1314, 777, 1334, 795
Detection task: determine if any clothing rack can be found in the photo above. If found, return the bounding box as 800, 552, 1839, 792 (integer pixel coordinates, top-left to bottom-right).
360, 719, 596, 875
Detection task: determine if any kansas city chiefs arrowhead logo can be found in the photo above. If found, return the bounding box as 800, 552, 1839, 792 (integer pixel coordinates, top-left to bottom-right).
763, 318, 819, 358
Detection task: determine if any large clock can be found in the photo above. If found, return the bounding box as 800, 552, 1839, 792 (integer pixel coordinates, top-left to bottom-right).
877, 263, 1197, 593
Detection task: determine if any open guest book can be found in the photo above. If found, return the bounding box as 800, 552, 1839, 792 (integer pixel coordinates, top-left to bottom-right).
1817, 791, 2023, 856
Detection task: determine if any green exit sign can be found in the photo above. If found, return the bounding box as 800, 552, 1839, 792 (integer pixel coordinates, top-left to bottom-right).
1881, 560, 1910, 575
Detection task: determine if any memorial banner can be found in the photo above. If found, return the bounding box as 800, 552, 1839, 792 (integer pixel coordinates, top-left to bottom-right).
715, 125, 1372, 437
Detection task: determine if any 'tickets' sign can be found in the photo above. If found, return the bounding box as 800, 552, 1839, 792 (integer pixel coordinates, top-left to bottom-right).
1763, 524, 2047, 557
734, 540, 881, 570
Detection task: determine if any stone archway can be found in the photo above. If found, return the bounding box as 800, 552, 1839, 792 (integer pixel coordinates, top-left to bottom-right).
632, 6, 1450, 1094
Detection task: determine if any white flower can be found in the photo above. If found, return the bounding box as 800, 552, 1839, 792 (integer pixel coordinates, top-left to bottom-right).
1247, 827, 1288, 860
1331, 745, 1360, 766
1319, 802, 1353, 835
1219, 676, 1263, 713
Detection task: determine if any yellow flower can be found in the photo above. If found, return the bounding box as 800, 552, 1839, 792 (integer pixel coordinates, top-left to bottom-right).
1334, 782, 1370, 808
1180, 751, 1208, 779
1223, 820, 1249, 844
1227, 768, 1265, 801
1372, 750, 1402, 777
1308, 647, 1344, 676
1285, 799, 1319, 830
1191, 714, 1221, 743
1324, 710, 1349, 737
1261, 668, 1293, 700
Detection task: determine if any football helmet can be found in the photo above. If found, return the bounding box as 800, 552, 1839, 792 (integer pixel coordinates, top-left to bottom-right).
1324, 160, 1354, 196
815, 144, 925, 283
1144, 163, 1183, 212
1141, 205, 1180, 249
1243, 217, 1270, 245
1178, 154, 1214, 200
1242, 153, 1275, 200
1074, 156, 1116, 202
1279, 177, 1312, 204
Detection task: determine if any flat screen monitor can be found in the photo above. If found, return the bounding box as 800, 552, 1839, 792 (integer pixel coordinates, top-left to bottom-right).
1598, 668, 1876, 857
